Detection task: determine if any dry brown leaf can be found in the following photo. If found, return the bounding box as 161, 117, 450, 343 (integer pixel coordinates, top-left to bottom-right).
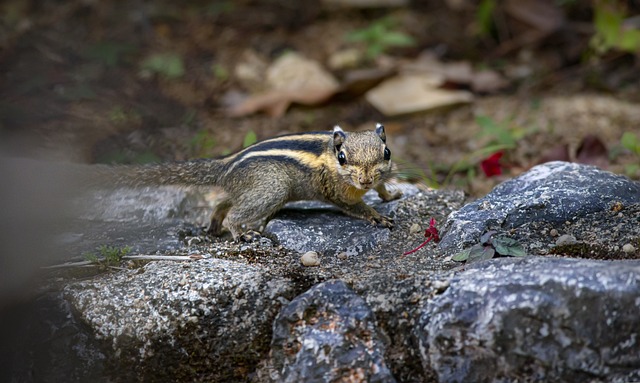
504, 0, 565, 33
228, 88, 337, 117
228, 52, 340, 117
365, 74, 473, 116
576, 135, 609, 168
471, 69, 510, 93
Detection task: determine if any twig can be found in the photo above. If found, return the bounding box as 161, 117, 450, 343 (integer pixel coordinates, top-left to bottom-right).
42, 254, 195, 269
123, 255, 194, 261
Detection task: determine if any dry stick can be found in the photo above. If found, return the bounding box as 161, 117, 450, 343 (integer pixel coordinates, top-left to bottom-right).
42, 255, 196, 269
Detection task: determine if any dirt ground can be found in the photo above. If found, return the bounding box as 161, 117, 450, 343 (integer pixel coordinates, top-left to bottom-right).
1, 0, 639, 197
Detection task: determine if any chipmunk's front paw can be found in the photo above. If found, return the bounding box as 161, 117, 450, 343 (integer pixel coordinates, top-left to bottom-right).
369, 214, 394, 229
238, 230, 262, 242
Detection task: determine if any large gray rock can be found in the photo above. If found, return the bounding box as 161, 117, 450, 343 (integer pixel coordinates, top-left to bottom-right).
439, 161, 640, 254
52, 167, 640, 383
415, 257, 640, 383
65, 257, 296, 382
271, 280, 396, 383
264, 183, 419, 256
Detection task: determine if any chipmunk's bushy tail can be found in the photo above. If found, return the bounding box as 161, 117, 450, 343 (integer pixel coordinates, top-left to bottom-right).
91, 159, 226, 188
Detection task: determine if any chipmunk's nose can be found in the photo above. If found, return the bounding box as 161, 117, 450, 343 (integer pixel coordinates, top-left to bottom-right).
358, 174, 373, 188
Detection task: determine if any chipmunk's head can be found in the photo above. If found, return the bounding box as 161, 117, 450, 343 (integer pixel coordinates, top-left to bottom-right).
332, 123, 393, 190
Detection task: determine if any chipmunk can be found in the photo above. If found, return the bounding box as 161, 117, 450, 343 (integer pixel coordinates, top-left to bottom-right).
104, 123, 402, 240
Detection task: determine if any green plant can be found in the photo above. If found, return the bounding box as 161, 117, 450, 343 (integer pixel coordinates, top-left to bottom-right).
189, 129, 217, 157
452, 231, 526, 262
475, 115, 529, 149
345, 16, 416, 59
621, 132, 640, 177
211, 63, 229, 81
243, 130, 257, 148
621, 132, 640, 155
140, 52, 185, 79
86, 41, 137, 67
476, 0, 496, 37
591, 1, 640, 55
84, 245, 131, 268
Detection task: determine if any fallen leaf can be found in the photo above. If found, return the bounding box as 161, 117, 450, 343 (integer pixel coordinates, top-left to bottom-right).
365, 73, 473, 116
228, 88, 337, 117
410, 52, 508, 93
334, 67, 397, 99
537, 143, 570, 164
229, 52, 340, 117
471, 69, 510, 93
576, 134, 609, 168
504, 0, 565, 33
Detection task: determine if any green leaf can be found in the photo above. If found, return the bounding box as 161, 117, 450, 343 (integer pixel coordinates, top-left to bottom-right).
477, 0, 496, 37
619, 29, 640, 52
480, 230, 496, 245
141, 53, 185, 79
86, 42, 136, 67
380, 32, 416, 47
492, 236, 527, 257
621, 132, 640, 154
594, 7, 622, 48
476, 115, 516, 148
243, 130, 257, 148
624, 163, 640, 177
468, 245, 495, 263
452, 248, 471, 262
83, 252, 99, 263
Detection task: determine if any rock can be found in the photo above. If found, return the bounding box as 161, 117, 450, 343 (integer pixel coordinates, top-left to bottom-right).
264, 183, 419, 256
556, 234, 577, 246
66, 186, 206, 254
440, 161, 640, 254
52, 168, 640, 382
300, 251, 320, 266
415, 257, 640, 383
64, 258, 296, 382
622, 243, 636, 254
271, 280, 396, 383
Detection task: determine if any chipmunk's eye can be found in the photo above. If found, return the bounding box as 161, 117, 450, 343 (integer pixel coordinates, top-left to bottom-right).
384, 147, 391, 161
338, 151, 346, 165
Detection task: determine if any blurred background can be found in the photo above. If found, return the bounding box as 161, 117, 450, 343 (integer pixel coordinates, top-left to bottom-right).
1, 0, 639, 194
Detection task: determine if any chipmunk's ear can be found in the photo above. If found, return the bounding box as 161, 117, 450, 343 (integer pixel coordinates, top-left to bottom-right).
333, 125, 346, 150
375, 123, 386, 143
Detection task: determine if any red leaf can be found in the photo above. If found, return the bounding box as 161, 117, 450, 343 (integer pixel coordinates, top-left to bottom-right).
402, 218, 440, 257
480, 151, 503, 177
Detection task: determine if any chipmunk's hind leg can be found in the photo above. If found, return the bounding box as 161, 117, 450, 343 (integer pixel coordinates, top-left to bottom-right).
207, 197, 233, 236
223, 186, 289, 241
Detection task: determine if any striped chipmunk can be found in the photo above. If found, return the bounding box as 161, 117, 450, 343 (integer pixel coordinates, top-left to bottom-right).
103, 123, 402, 240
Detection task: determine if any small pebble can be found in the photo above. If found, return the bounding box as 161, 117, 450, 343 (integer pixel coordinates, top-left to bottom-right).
337, 252, 348, 260
301, 251, 320, 267
556, 234, 577, 246
409, 223, 422, 235
549, 229, 559, 237
622, 244, 636, 254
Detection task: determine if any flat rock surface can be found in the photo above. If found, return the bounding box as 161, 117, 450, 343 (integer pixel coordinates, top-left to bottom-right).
264, 183, 419, 255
